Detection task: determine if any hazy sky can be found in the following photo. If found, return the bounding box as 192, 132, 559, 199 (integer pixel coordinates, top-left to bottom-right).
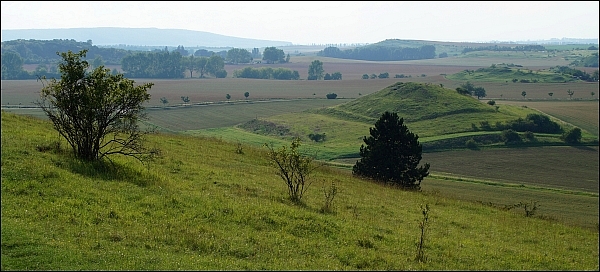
2, 1, 599, 45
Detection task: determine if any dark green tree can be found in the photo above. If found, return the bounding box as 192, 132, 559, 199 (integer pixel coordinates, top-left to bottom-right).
207, 55, 225, 77
460, 81, 476, 95
226, 48, 253, 64
473, 86, 486, 99
244, 91, 250, 100
561, 127, 582, 144
262, 47, 285, 64
332, 72, 342, 80
352, 111, 430, 189
35, 50, 155, 163
308, 60, 324, 80
1, 50, 26, 80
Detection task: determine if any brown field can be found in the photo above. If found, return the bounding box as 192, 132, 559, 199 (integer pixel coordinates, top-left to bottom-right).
498, 100, 599, 137
423, 146, 599, 193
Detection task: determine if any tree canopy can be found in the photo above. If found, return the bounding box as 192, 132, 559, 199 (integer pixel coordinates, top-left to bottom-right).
36, 49, 156, 163
226, 48, 253, 64
262, 47, 286, 64
308, 60, 324, 80
352, 111, 430, 189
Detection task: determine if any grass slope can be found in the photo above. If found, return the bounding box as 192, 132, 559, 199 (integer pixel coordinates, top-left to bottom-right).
1, 112, 598, 270
230, 82, 582, 161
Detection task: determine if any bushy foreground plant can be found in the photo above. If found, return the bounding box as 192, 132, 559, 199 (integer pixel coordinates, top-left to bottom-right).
35, 49, 157, 163
264, 138, 318, 202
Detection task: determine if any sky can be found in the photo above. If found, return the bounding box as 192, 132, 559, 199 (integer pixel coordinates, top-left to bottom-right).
2, 1, 599, 45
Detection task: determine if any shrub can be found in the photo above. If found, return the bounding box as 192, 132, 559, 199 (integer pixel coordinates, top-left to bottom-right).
487, 100, 496, 106
320, 180, 338, 214
214, 69, 227, 78
501, 129, 522, 144
524, 131, 536, 141
465, 138, 478, 149
264, 138, 317, 203
561, 127, 582, 144
308, 133, 326, 142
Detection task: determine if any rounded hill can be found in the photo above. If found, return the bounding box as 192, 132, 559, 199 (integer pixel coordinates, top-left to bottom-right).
314, 82, 496, 123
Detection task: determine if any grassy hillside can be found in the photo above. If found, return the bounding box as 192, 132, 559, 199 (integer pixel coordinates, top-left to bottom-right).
226, 82, 586, 161
326, 82, 497, 122
1, 111, 598, 270
446, 64, 578, 83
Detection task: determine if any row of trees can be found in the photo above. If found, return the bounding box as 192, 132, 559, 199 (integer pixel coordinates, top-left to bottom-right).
233, 67, 299, 80
461, 44, 546, 54
317, 45, 436, 61
1, 38, 129, 64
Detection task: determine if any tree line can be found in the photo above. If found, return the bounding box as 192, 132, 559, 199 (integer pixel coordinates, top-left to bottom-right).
1, 39, 296, 80
1, 39, 129, 64
317, 45, 436, 61
461, 44, 546, 54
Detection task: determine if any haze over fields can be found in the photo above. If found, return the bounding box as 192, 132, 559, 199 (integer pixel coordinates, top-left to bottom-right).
2, 1, 598, 46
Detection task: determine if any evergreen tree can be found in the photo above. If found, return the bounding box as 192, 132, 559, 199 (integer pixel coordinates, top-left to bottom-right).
353, 111, 430, 189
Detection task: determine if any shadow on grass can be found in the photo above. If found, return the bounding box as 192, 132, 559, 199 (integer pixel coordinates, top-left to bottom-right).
571, 145, 598, 152
55, 156, 154, 187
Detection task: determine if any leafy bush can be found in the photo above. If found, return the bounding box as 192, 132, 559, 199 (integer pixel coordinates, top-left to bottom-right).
264, 138, 317, 203
326, 93, 338, 99
308, 133, 326, 142
501, 129, 522, 144
465, 138, 478, 149
561, 127, 582, 144
487, 100, 496, 106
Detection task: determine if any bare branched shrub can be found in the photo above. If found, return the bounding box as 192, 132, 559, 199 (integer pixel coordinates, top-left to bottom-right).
264, 138, 318, 203
415, 204, 430, 263
320, 180, 338, 213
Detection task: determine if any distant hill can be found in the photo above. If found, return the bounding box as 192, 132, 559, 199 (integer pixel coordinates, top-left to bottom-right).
312, 82, 496, 124
0, 27, 293, 48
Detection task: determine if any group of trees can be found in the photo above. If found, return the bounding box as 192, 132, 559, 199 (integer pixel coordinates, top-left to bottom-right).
456, 81, 487, 99
121, 52, 227, 79
262, 47, 289, 64
307, 60, 341, 80
317, 45, 436, 61
232, 66, 299, 80
461, 44, 546, 54
551, 66, 599, 82
121, 50, 186, 78
1, 39, 128, 65
362, 72, 390, 79
181, 55, 227, 78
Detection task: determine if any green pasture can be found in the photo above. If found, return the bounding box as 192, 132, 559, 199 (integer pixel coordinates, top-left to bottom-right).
1, 112, 598, 270
143, 99, 346, 132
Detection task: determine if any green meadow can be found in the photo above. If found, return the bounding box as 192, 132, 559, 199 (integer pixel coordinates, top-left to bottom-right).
2, 112, 598, 270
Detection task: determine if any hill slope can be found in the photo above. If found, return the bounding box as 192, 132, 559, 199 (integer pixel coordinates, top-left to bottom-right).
1, 112, 597, 270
